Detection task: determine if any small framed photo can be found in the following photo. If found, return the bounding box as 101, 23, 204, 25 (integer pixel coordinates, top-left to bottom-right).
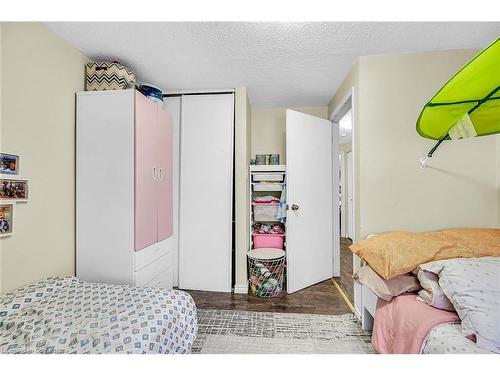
0, 179, 28, 201
0, 153, 19, 175
0, 203, 13, 237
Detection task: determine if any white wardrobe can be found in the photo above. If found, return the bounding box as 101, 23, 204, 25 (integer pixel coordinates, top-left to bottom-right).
77, 90, 174, 289
165, 92, 234, 293
77, 90, 234, 293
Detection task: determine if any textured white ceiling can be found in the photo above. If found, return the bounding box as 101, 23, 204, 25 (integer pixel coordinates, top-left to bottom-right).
45, 22, 500, 108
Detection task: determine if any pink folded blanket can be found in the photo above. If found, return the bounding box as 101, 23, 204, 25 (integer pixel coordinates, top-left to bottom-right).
372, 293, 460, 354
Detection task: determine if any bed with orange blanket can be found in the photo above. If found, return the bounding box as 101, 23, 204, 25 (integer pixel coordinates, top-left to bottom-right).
351, 228, 500, 354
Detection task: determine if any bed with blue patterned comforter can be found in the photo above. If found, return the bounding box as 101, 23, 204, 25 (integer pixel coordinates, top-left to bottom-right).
0, 277, 197, 354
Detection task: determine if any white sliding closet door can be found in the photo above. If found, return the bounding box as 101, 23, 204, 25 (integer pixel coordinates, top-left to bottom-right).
179, 94, 234, 292
163, 96, 181, 287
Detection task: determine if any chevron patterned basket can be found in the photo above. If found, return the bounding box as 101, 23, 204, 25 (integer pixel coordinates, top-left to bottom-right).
85, 61, 136, 91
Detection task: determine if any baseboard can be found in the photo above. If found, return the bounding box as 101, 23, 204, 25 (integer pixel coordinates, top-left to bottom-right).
233, 284, 248, 294
355, 308, 362, 322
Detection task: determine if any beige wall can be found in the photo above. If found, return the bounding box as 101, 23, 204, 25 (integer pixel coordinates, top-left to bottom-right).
0, 23, 89, 292
330, 50, 498, 243
234, 87, 252, 290
252, 106, 328, 164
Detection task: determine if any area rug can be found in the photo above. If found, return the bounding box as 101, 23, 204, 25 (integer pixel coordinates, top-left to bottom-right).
192, 309, 374, 354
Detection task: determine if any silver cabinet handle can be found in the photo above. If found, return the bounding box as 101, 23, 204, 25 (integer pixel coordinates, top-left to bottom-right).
159, 168, 163, 180
291, 204, 299, 211
152, 167, 157, 180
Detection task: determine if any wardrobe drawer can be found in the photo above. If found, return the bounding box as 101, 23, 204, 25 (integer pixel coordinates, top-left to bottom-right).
134, 242, 169, 271
145, 267, 173, 289
134, 253, 170, 286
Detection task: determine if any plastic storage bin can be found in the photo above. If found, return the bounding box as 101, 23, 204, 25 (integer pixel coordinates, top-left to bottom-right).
252, 183, 283, 192
252, 172, 285, 182
247, 248, 286, 297
253, 203, 279, 221
252, 233, 285, 249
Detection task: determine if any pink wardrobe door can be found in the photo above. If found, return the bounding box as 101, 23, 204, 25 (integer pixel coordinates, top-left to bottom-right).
134, 92, 159, 251
157, 106, 173, 240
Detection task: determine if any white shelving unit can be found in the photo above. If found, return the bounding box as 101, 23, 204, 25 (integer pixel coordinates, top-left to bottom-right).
248, 165, 287, 291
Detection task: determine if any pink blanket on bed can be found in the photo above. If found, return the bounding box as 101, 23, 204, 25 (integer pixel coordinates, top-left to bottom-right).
372, 293, 460, 354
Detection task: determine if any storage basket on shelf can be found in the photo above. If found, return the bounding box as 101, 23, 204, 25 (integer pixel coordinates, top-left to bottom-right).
252, 202, 279, 221
252, 233, 285, 249
247, 248, 286, 298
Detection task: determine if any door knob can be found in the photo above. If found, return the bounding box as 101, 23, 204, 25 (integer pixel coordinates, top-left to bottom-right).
291, 204, 299, 211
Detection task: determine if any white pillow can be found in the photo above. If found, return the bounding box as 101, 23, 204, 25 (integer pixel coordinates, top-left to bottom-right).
421, 257, 500, 353
416, 269, 455, 311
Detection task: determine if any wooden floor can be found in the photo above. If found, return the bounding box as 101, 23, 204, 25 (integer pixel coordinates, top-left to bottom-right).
333, 237, 354, 303
184, 238, 355, 316
184, 279, 352, 316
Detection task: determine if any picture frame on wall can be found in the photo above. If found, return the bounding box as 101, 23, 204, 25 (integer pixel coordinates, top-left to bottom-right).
0, 178, 29, 201
0, 153, 19, 175
0, 203, 14, 237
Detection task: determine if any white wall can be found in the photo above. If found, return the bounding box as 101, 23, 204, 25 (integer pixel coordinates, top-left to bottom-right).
0, 23, 89, 292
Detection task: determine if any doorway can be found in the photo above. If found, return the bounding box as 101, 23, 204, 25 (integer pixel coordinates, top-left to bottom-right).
331, 93, 355, 306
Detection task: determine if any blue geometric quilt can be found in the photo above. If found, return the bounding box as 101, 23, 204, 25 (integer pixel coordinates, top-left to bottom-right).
0, 277, 197, 354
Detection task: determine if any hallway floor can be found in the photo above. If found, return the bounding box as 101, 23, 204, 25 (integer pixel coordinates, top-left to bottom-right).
333, 237, 354, 303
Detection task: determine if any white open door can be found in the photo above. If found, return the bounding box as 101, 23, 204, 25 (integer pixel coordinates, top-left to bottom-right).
286, 110, 337, 293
